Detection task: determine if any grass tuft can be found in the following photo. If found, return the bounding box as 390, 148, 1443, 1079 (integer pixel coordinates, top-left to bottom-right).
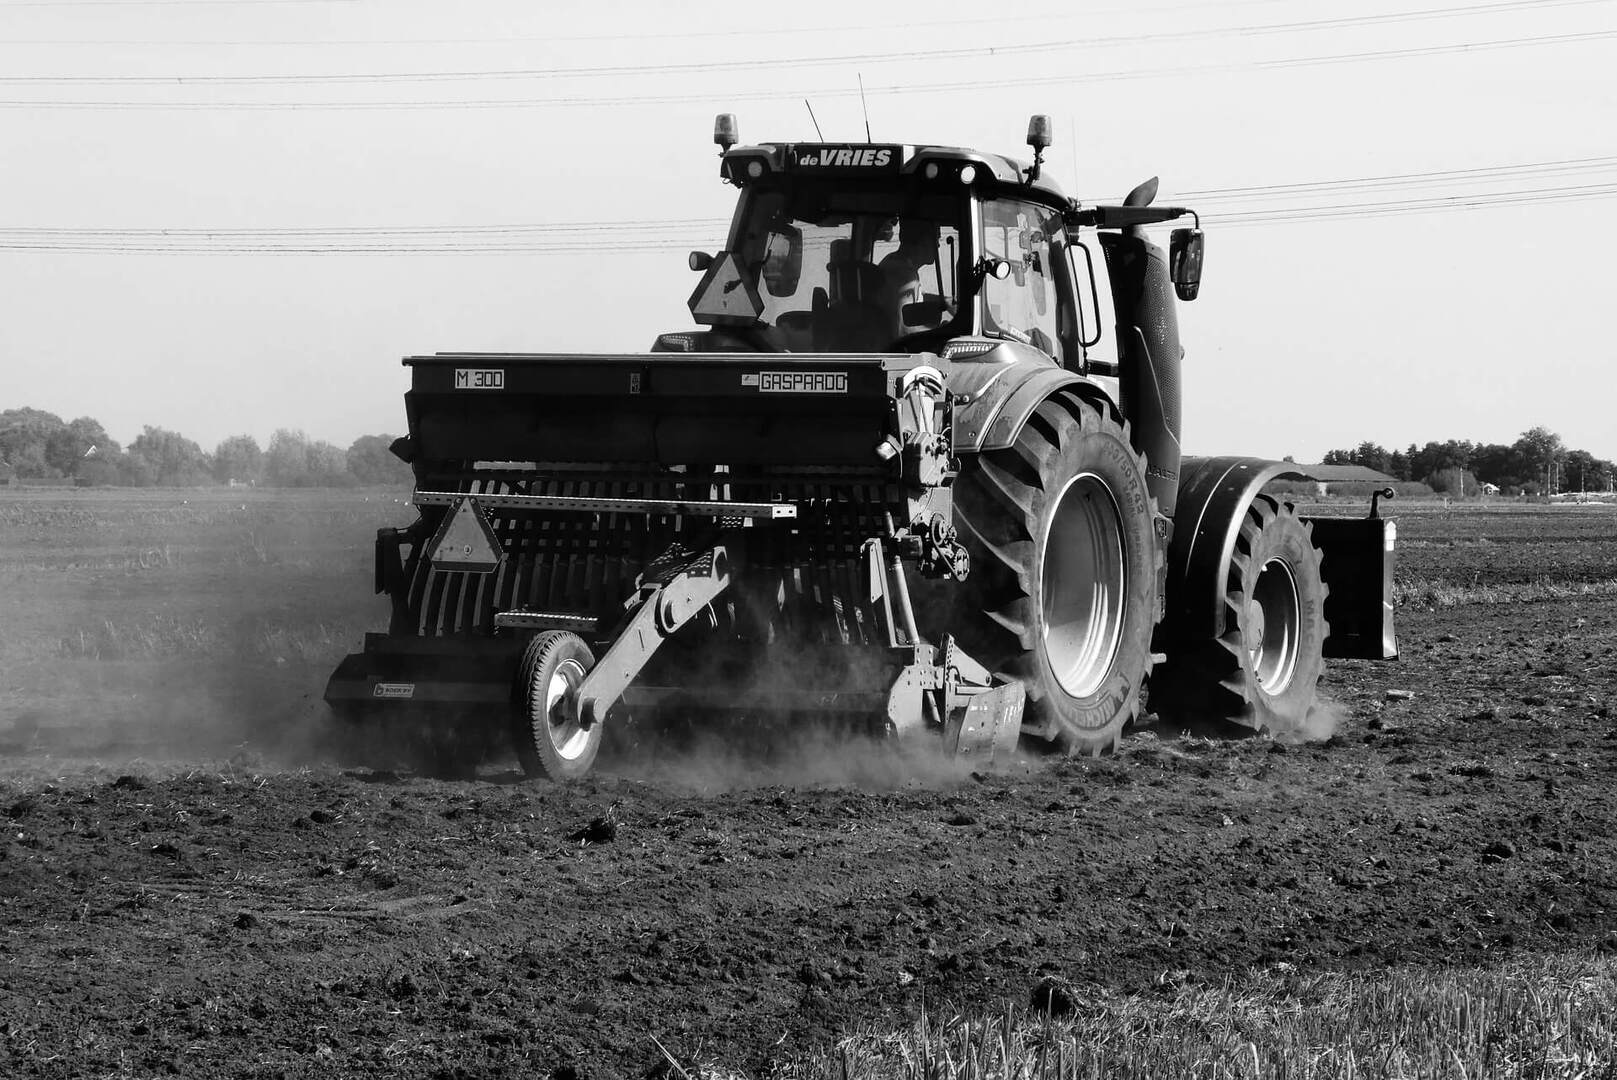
775, 956, 1617, 1079
1397, 577, 1617, 609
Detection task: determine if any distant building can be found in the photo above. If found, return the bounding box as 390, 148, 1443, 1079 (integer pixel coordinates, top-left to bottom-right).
1481, 482, 1500, 496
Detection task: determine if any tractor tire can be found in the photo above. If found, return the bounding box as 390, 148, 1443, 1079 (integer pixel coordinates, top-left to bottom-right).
513, 630, 601, 781
1158, 495, 1329, 735
950, 392, 1164, 754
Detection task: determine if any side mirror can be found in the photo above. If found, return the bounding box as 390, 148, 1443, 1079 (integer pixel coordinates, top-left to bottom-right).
1169, 228, 1204, 302
688, 251, 713, 272
979, 256, 1012, 282
760, 224, 803, 297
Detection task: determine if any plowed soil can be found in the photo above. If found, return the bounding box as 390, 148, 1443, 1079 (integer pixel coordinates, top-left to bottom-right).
2, 491, 1614, 1078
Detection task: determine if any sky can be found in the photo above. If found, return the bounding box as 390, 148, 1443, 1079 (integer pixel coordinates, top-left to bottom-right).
1, 0, 1614, 463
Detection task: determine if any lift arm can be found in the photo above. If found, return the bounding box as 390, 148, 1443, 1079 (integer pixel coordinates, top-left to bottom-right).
573, 542, 736, 728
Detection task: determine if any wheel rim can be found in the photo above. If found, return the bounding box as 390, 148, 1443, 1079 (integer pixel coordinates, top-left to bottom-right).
1041, 472, 1127, 699
544, 658, 592, 761
1248, 558, 1300, 695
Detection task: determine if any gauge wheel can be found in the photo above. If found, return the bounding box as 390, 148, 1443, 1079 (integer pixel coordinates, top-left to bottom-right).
513, 631, 600, 781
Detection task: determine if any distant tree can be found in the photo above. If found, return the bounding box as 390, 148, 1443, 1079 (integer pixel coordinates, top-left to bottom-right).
1471, 442, 1526, 490
76, 452, 123, 486
1387, 448, 1411, 482
125, 426, 211, 486
213, 434, 265, 484
1563, 449, 1613, 493
265, 429, 353, 486
1351, 441, 1393, 475
45, 416, 118, 478
117, 449, 157, 487
265, 429, 310, 486
1321, 448, 1353, 466
1409, 439, 1474, 484
0, 407, 66, 478
306, 440, 352, 486
1513, 426, 1565, 490
346, 434, 411, 486
1427, 467, 1480, 496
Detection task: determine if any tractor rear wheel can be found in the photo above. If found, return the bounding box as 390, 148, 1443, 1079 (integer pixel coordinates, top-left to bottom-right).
1158, 496, 1328, 735
950, 393, 1163, 754
513, 630, 601, 781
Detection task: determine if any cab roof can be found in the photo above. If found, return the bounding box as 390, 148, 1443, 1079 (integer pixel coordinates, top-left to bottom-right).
720, 141, 1071, 207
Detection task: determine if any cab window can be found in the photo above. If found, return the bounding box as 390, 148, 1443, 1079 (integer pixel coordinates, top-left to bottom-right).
981, 199, 1064, 359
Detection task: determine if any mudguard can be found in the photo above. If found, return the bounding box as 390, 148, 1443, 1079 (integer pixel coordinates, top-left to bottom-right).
1166, 456, 1308, 641
1166, 456, 1398, 660
946, 343, 1111, 453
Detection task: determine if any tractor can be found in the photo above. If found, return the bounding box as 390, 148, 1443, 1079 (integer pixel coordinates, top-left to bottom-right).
325, 114, 1396, 779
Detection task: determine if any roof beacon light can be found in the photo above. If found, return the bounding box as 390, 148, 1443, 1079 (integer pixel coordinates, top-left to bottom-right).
713, 113, 739, 153
1026, 115, 1053, 151
1025, 114, 1052, 183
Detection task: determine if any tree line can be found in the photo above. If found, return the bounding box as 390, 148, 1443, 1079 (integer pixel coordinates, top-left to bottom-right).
1323, 426, 1614, 497
0, 407, 411, 487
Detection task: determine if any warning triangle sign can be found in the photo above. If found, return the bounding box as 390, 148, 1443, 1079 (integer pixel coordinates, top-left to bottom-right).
428, 497, 504, 574
688, 252, 765, 326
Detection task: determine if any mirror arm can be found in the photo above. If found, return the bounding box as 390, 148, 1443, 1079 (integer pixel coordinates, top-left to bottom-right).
1069, 205, 1196, 229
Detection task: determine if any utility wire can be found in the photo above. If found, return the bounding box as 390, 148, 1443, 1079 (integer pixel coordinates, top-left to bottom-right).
0, 0, 1603, 84
4, 27, 1610, 109
1168, 155, 1617, 200
5, 157, 1614, 250
0, 0, 1587, 48
0, 0, 1312, 44
6, 180, 1615, 253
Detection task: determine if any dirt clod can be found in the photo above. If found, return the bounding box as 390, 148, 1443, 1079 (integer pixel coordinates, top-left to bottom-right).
1030, 975, 1079, 1016
567, 815, 619, 844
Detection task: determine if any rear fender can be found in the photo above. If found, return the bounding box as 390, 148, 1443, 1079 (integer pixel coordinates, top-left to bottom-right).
1166, 456, 1307, 641
948, 345, 1114, 453
1166, 456, 1398, 659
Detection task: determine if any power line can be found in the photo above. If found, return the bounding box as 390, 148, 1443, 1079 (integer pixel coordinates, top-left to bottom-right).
8, 155, 1609, 247
5, 175, 1614, 254
0, 0, 1543, 46
3, 27, 1609, 109
0, 0, 1603, 84
1168, 155, 1617, 201
1204, 180, 1617, 224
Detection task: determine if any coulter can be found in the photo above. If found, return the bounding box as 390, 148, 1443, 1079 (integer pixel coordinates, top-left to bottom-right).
326, 115, 1398, 779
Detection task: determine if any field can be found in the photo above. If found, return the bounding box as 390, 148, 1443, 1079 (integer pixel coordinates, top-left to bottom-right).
2, 488, 1614, 1078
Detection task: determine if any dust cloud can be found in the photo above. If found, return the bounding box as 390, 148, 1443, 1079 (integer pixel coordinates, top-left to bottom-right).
0, 488, 392, 783
603, 719, 1036, 794
1287, 692, 1346, 743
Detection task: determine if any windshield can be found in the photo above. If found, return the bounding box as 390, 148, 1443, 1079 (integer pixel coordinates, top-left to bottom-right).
717, 185, 965, 352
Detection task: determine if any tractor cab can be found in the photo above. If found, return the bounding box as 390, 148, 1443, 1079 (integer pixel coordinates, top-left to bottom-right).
669, 117, 1114, 372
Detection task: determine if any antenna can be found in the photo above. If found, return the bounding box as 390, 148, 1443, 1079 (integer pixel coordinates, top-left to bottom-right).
804, 98, 825, 141
858, 74, 872, 142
